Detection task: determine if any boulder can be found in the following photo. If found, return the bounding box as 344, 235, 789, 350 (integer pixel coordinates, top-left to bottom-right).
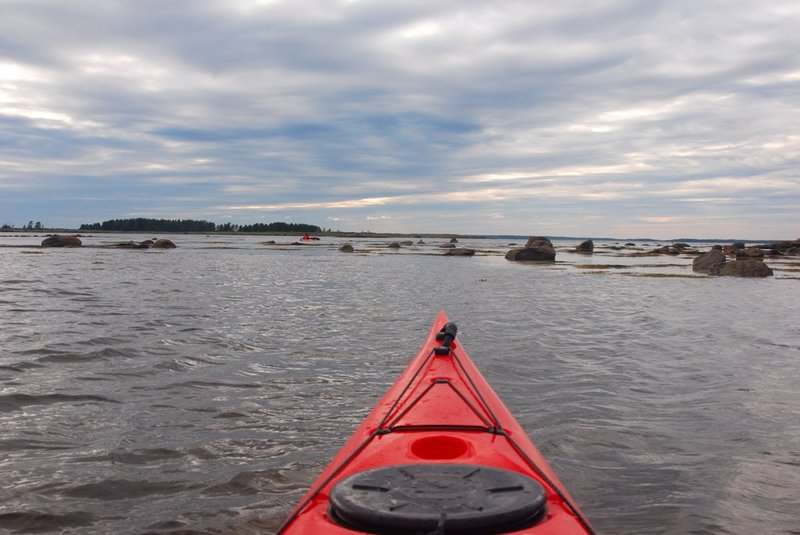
575, 239, 594, 254
338, 244, 354, 253
525, 236, 553, 248
449, 237, 459, 243
41, 235, 82, 247
417, 240, 426, 245
444, 248, 475, 257
387, 242, 401, 249
692, 249, 726, 275
152, 239, 176, 249
400, 241, 414, 246
506, 236, 556, 261
719, 259, 773, 278
505, 246, 556, 261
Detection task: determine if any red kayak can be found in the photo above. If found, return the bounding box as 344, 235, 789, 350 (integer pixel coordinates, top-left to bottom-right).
278, 312, 595, 534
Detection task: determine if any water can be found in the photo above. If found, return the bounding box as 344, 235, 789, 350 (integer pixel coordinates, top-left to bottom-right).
1, 234, 799, 534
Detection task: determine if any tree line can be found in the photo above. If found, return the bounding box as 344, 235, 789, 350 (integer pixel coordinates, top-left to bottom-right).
79, 218, 321, 233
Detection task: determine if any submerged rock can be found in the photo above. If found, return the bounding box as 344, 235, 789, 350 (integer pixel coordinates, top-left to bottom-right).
720, 259, 773, 277
338, 244, 354, 253
152, 239, 176, 249
41, 235, 82, 247
387, 242, 401, 249
575, 239, 594, 254
444, 248, 475, 257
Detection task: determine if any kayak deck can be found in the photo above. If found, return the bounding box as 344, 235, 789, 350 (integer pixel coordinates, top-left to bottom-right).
278, 312, 595, 534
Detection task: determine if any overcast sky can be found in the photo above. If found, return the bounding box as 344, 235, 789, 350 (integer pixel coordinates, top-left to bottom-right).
1, 0, 798, 238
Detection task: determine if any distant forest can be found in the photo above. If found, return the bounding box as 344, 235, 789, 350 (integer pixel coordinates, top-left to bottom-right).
79, 218, 321, 233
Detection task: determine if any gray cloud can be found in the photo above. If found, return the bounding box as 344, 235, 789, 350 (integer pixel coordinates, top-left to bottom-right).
1, 0, 798, 238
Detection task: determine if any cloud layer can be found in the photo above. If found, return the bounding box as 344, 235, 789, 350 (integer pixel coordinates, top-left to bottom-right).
2, 0, 799, 238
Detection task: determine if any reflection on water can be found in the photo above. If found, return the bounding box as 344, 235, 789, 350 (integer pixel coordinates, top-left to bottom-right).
1, 234, 799, 534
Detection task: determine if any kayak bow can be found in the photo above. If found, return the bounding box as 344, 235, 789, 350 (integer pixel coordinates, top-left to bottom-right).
278, 312, 595, 534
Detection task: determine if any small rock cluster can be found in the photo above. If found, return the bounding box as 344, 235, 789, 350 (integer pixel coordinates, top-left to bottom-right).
693, 245, 772, 277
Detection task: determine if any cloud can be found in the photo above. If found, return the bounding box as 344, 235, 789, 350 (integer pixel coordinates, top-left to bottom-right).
1, 0, 799, 237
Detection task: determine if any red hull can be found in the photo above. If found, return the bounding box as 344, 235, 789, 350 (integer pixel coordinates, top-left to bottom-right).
278, 312, 595, 534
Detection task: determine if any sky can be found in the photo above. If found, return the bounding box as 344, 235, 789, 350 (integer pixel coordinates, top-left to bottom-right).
1, 0, 799, 239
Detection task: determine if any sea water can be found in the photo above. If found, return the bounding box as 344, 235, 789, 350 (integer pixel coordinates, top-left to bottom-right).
1, 234, 798, 534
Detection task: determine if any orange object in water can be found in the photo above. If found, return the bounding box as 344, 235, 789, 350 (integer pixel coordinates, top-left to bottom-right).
277, 312, 596, 534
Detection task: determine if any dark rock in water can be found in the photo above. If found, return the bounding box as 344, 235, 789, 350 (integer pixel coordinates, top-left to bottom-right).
417, 240, 426, 245
338, 244, 354, 253
575, 239, 594, 254
444, 248, 475, 257
625, 243, 636, 247
449, 237, 459, 243
400, 241, 414, 246
735, 247, 764, 258
110, 241, 139, 248
763, 238, 800, 256
711, 245, 723, 251
525, 236, 553, 248
152, 239, 176, 249
262, 240, 276, 245
505, 247, 556, 261
673, 242, 690, 249
693, 249, 726, 275
720, 258, 773, 277
506, 236, 556, 261
387, 242, 401, 249
439, 244, 456, 248
41, 235, 82, 247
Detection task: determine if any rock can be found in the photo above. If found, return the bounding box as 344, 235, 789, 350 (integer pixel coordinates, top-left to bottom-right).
110, 241, 139, 248
651, 245, 679, 255
692, 249, 726, 275
575, 239, 594, 254
400, 241, 414, 246
506, 235, 556, 261
444, 248, 475, 257
673, 242, 690, 249
762, 239, 800, 255
525, 236, 553, 248
417, 240, 426, 245
449, 237, 459, 243
625, 243, 636, 247
388, 242, 401, 249
137, 240, 154, 248
720, 259, 773, 277
262, 240, 276, 245
505, 247, 556, 261
439, 244, 456, 248
735, 247, 764, 258
41, 235, 82, 247
338, 244, 354, 253
152, 239, 176, 249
